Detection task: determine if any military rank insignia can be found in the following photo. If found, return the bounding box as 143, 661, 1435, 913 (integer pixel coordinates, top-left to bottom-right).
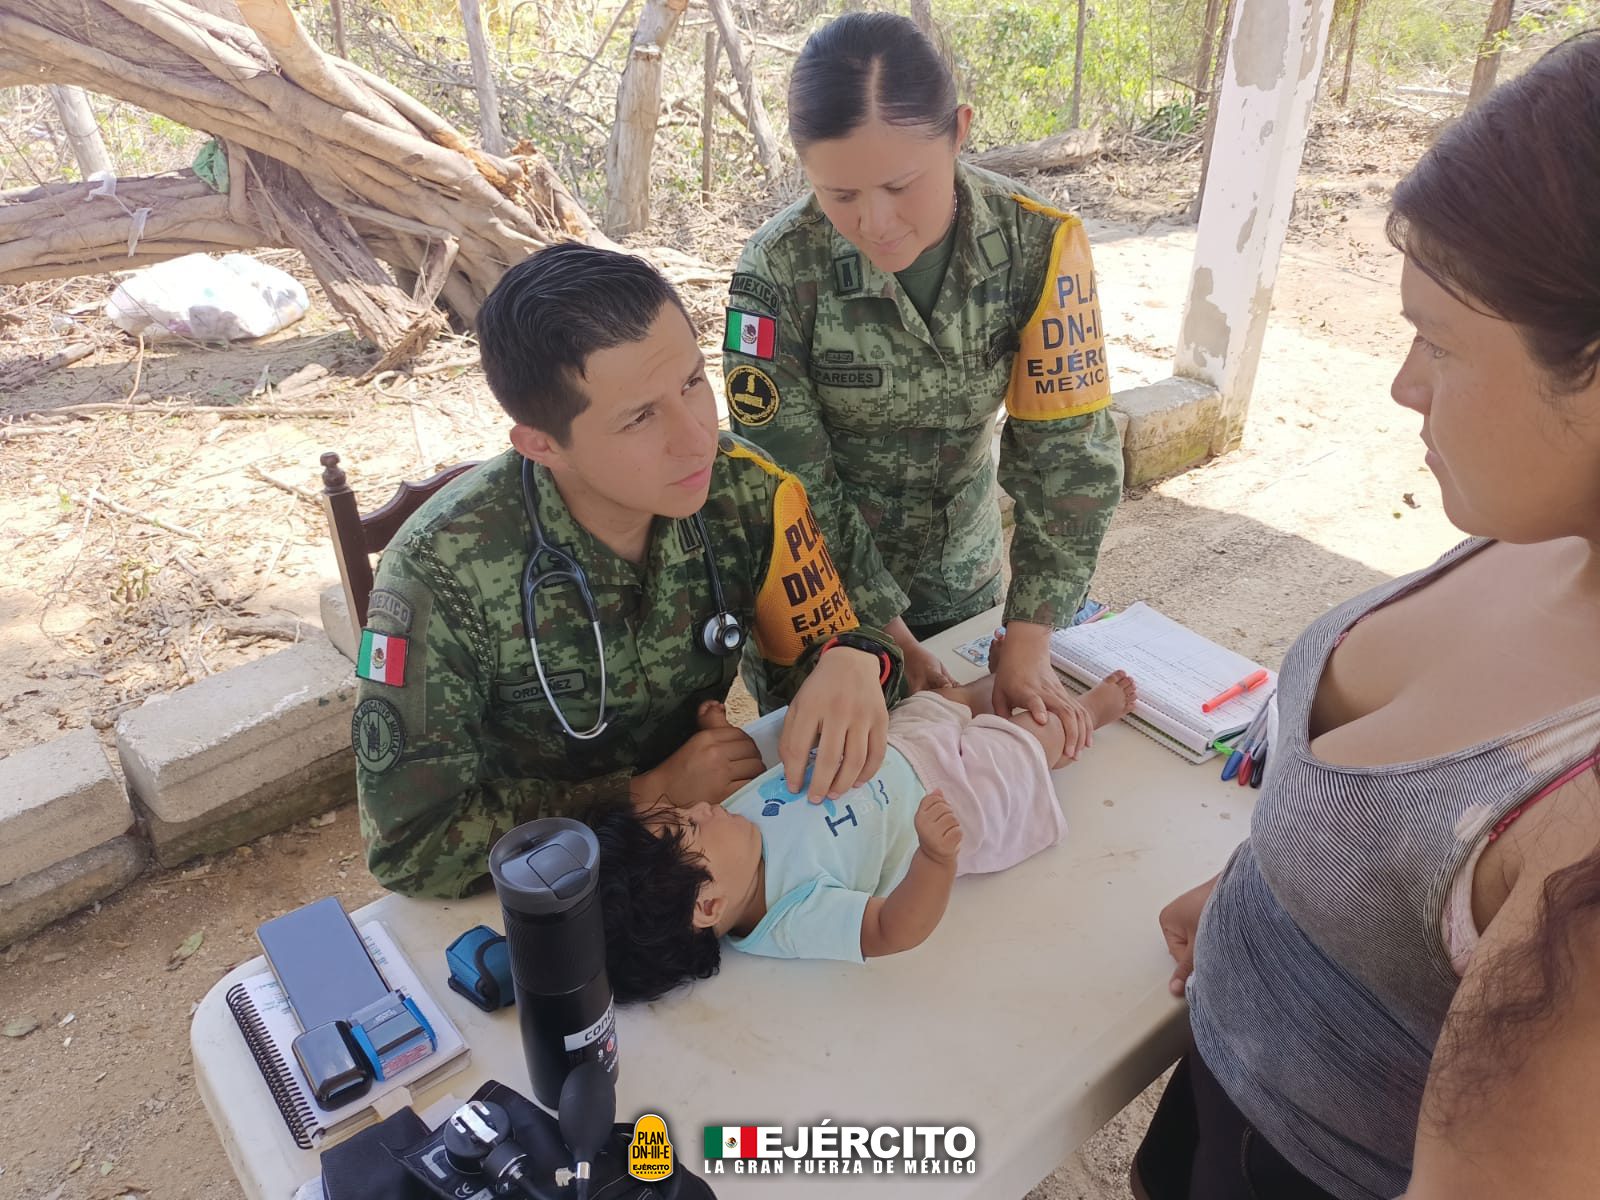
726, 365, 780, 427
833, 253, 863, 294
724, 309, 776, 360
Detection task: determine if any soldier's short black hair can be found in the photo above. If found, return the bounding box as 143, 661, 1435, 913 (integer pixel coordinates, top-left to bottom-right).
475, 242, 691, 444
788, 12, 959, 150
591, 801, 722, 1004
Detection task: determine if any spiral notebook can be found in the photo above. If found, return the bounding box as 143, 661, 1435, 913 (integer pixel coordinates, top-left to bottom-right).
225, 921, 469, 1148
1048, 602, 1275, 763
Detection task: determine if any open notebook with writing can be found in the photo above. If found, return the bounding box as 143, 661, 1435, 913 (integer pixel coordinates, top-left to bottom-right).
225, 921, 469, 1149
1049, 602, 1275, 763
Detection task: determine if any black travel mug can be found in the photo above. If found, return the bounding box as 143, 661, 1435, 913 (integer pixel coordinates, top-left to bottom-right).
489, 818, 619, 1109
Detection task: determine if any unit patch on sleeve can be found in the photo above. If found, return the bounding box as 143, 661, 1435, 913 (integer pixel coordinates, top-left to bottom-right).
352, 697, 405, 773
367, 587, 413, 630
725, 365, 781, 427
729, 272, 780, 314
723, 309, 776, 360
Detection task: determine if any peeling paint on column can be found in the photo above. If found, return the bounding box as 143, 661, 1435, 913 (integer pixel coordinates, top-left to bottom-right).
1299, 1, 1333, 80
1232, 0, 1290, 89
1174, 0, 1338, 454
1235, 213, 1257, 253
1181, 267, 1232, 379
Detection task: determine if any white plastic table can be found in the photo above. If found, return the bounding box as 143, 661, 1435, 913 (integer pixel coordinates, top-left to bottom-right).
192, 609, 1253, 1198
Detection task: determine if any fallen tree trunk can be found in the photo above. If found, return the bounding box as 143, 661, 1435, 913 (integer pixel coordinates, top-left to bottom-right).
0, 0, 605, 357
0, 171, 266, 284
969, 129, 1102, 176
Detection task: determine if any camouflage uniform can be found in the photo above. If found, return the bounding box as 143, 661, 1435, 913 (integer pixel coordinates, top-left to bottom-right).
724, 161, 1123, 647
353, 435, 902, 898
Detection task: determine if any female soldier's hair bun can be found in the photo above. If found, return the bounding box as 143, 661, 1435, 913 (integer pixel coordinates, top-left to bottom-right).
788, 12, 959, 150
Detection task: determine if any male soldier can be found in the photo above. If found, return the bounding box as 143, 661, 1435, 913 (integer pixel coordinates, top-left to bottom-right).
353, 244, 903, 898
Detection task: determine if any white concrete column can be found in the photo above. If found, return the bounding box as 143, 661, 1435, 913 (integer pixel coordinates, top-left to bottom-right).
1176, 0, 1337, 452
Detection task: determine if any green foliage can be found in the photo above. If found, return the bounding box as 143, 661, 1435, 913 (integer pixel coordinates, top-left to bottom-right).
1347, 0, 1598, 92
938, 0, 1211, 144
1140, 98, 1204, 142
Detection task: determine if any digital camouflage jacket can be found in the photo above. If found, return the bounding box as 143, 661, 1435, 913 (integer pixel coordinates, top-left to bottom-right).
722, 161, 1123, 635
353, 435, 902, 897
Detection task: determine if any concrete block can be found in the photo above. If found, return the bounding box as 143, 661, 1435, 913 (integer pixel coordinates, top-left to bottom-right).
0, 835, 147, 948
116, 637, 359, 866
1113, 377, 1223, 487
0, 729, 133, 888
1108, 405, 1130, 446
320, 582, 359, 662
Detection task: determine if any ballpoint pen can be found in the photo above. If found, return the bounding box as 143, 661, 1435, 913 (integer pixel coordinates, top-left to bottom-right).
1220, 701, 1271, 781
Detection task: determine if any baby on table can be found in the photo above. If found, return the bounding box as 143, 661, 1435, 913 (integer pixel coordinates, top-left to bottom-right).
592, 662, 1137, 1002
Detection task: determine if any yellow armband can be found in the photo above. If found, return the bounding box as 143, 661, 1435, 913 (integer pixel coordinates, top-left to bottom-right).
753, 473, 860, 666
1006, 216, 1112, 421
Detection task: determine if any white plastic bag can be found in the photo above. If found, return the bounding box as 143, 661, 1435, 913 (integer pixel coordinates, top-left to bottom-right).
105, 253, 309, 341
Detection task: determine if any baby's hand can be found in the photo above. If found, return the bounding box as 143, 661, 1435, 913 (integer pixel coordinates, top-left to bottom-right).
914, 789, 962, 866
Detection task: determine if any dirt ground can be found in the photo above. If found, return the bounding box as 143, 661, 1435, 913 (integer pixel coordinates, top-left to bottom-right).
0, 112, 1465, 1200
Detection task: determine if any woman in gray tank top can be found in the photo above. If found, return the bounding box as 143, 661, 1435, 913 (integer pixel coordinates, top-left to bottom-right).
1133, 34, 1600, 1200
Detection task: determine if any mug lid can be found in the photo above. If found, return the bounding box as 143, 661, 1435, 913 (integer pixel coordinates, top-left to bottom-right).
488, 818, 599, 915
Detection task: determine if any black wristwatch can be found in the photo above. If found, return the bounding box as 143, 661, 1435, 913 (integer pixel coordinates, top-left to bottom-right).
818, 632, 894, 687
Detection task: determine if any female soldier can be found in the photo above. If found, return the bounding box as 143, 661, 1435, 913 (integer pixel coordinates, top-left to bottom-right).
723, 12, 1122, 755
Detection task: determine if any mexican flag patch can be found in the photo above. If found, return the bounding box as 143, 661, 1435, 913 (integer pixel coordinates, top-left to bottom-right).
723, 309, 776, 360
356, 630, 407, 686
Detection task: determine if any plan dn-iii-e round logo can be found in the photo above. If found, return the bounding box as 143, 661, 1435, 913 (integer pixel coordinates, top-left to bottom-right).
351, 697, 404, 773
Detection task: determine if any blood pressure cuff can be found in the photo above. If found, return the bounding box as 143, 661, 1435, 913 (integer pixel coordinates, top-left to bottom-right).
320, 1107, 431, 1200
445, 925, 514, 1011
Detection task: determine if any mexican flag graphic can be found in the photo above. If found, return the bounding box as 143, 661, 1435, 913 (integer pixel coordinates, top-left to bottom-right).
703, 1126, 776, 1159
356, 630, 407, 686
723, 309, 776, 360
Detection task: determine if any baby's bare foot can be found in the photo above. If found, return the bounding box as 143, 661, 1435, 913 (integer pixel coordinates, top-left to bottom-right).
1081, 670, 1137, 729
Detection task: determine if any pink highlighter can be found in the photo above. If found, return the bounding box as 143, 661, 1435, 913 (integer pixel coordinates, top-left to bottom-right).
1201, 668, 1270, 714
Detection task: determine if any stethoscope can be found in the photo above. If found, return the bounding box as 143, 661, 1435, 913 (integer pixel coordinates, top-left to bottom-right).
520, 458, 744, 740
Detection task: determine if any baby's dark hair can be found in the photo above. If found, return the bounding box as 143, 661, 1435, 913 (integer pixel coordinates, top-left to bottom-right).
592, 803, 721, 1003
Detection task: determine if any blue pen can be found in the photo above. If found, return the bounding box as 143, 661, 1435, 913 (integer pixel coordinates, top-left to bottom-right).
1220, 749, 1244, 781
1220, 709, 1266, 780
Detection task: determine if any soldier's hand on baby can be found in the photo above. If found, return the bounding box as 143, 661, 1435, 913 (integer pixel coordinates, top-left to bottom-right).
629, 700, 763, 811
900, 638, 954, 693
991, 622, 1094, 761
914, 789, 962, 866
783, 645, 889, 803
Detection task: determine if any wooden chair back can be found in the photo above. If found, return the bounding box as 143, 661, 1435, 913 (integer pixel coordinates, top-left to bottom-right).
319, 451, 478, 635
